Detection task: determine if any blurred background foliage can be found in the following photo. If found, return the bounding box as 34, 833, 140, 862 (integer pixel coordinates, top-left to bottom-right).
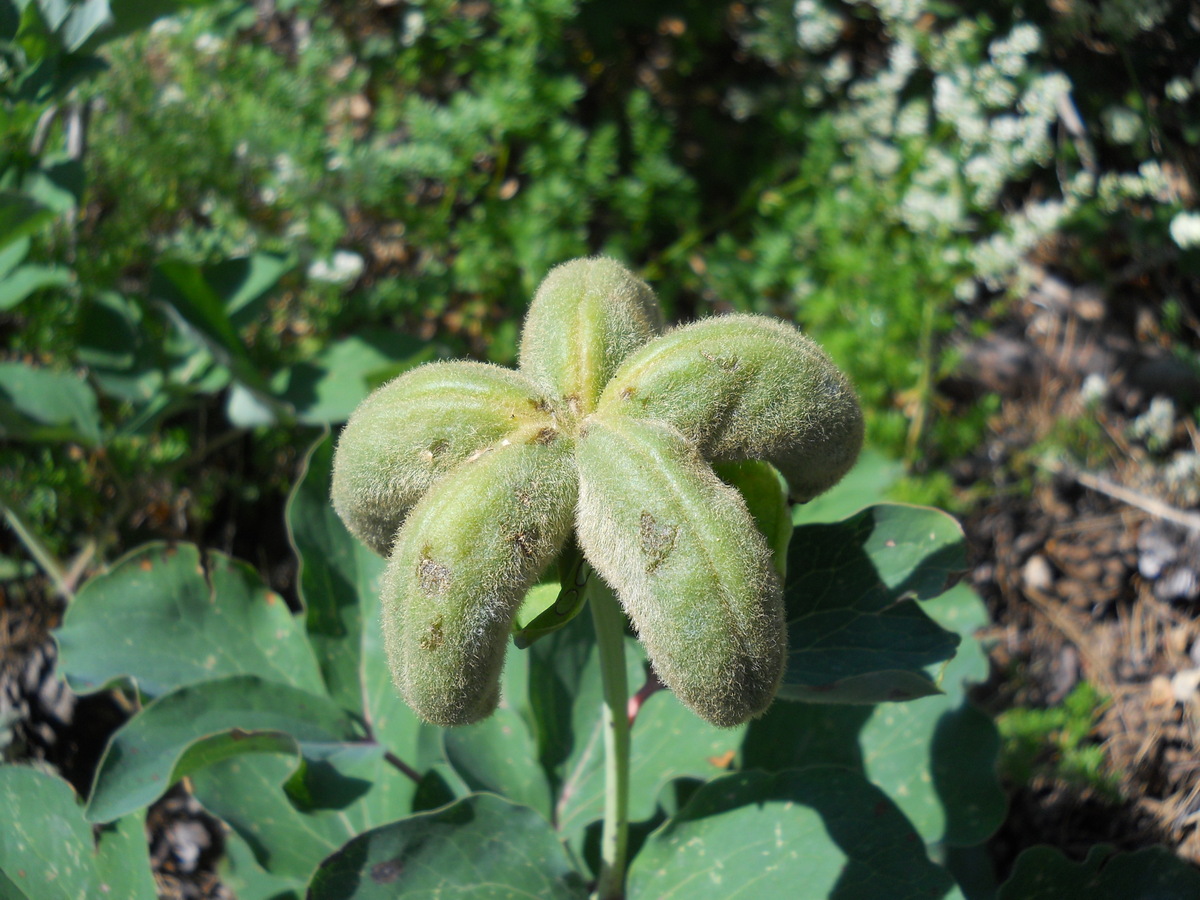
2, 0, 1198, 561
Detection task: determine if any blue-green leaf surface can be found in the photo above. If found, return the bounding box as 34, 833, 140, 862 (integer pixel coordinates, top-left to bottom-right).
0, 766, 156, 899
85, 675, 358, 822
56, 543, 327, 699
307, 793, 588, 899
627, 767, 954, 899
781, 504, 963, 703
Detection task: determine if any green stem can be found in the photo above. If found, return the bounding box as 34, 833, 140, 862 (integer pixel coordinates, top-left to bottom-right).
588, 575, 630, 900
1, 500, 72, 601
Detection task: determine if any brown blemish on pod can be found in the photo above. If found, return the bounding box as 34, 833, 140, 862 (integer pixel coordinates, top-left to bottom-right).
420, 438, 450, 464
419, 617, 445, 651
512, 525, 540, 559
639, 511, 678, 573
417, 552, 451, 596
530, 427, 558, 445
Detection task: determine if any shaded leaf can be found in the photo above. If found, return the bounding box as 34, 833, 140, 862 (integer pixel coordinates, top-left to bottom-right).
428, 648, 551, 820
56, 543, 327, 699
997, 844, 1200, 900
0, 192, 54, 250
854, 585, 1004, 847
191, 749, 417, 885
217, 828, 304, 900
780, 504, 963, 703
627, 767, 954, 900
307, 793, 588, 900
85, 675, 359, 822
745, 584, 1004, 849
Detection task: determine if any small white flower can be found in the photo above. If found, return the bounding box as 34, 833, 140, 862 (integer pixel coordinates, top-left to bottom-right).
158, 84, 186, 106
1080, 373, 1109, 405
1102, 106, 1142, 145
308, 250, 365, 285
193, 33, 223, 54
150, 17, 183, 37
1169, 211, 1200, 249
1166, 77, 1193, 103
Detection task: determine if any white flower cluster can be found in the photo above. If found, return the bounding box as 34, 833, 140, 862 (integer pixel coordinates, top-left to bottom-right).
969, 200, 1069, 290
791, 0, 1194, 296
794, 0, 842, 52
308, 250, 365, 285
1161, 452, 1200, 506
810, 2, 1071, 244
1169, 211, 1200, 249
1130, 395, 1178, 451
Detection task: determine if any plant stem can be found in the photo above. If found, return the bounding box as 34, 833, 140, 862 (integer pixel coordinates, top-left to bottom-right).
588, 576, 630, 900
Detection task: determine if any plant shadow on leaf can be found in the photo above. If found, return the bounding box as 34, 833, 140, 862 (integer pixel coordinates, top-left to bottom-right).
780, 504, 965, 702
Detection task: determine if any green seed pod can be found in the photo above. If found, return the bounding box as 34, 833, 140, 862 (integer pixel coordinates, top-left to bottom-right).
331, 361, 549, 556
382, 425, 577, 726
518, 257, 662, 415
596, 314, 863, 502
575, 415, 785, 727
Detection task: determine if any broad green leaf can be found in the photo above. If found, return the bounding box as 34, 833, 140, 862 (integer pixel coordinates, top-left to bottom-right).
426, 647, 551, 820
854, 584, 1004, 847
745, 585, 1003, 849
780, 504, 963, 703
272, 329, 434, 425
56, 543, 327, 699
0, 263, 71, 309
0, 192, 54, 249
0, 239, 29, 281
998, 844, 1200, 899
150, 258, 277, 404
217, 828, 304, 900
0, 362, 101, 445
85, 675, 359, 822
627, 767, 954, 900
307, 793, 588, 900
193, 746, 420, 884
93, 809, 159, 900
0, 766, 155, 900
211, 254, 291, 325
793, 449, 903, 526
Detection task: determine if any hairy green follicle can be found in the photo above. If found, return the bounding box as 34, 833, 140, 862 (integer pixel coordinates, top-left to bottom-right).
597, 314, 863, 501
332, 256, 861, 729
382, 427, 577, 726
519, 257, 662, 416
331, 361, 551, 556
576, 416, 785, 727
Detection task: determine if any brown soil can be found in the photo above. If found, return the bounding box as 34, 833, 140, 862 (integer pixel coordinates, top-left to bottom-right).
950, 263, 1200, 878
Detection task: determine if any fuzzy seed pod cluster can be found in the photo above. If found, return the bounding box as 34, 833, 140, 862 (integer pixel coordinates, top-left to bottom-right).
332, 257, 863, 728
